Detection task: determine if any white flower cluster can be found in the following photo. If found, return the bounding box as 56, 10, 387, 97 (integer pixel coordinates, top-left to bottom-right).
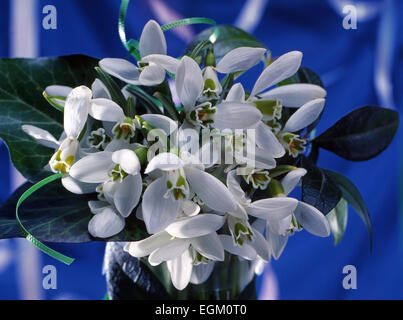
22, 20, 330, 291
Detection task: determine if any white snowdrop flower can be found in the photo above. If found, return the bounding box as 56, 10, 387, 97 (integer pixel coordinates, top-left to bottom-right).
176, 56, 262, 130
124, 213, 226, 290
265, 168, 331, 259
22, 86, 95, 195
70, 149, 143, 233
99, 20, 179, 87
142, 151, 237, 234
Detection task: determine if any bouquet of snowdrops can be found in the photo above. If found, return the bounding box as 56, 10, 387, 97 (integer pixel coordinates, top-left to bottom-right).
0, 2, 398, 300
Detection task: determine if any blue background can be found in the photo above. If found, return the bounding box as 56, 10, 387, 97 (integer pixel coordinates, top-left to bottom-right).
0, 0, 402, 299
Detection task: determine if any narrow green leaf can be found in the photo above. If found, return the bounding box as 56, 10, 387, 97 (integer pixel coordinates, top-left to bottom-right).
327, 198, 348, 245
324, 169, 372, 249
313, 106, 399, 161
126, 85, 163, 115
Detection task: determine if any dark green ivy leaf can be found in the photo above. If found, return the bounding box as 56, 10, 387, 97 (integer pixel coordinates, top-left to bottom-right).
324, 169, 372, 249
301, 156, 342, 215
313, 106, 399, 161
185, 25, 266, 59
0, 55, 98, 182
0, 181, 147, 243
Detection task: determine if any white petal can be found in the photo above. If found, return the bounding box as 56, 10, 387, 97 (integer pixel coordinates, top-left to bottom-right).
247, 197, 298, 220
267, 228, 288, 259
166, 214, 225, 238
191, 233, 225, 261
251, 51, 303, 97
225, 83, 245, 102
88, 200, 109, 214
141, 54, 179, 74
269, 214, 292, 235
99, 58, 140, 85
226, 170, 248, 204
182, 200, 200, 216
216, 47, 266, 73
283, 98, 325, 132
148, 238, 190, 266
142, 177, 181, 234
139, 64, 166, 86
91, 79, 111, 99
281, 168, 307, 195
88, 207, 125, 238
255, 122, 285, 158
219, 235, 257, 260
112, 149, 140, 175
114, 174, 142, 217
61, 176, 97, 194
145, 152, 183, 173
247, 147, 277, 170
124, 231, 171, 257
214, 102, 262, 130
190, 262, 215, 285
139, 20, 167, 57
64, 86, 92, 138
45, 85, 72, 97
250, 228, 271, 262
175, 56, 204, 111
166, 249, 193, 290
260, 84, 327, 107
21, 125, 59, 149
70, 152, 113, 183
89, 98, 125, 122
141, 114, 178, 136
185, 167, 237, 213
294, 202, 330, 237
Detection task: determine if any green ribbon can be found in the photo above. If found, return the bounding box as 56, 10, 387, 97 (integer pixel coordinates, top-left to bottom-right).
16, 173, 75, 265
161, 17, 216, 32
119, 0, 216, 59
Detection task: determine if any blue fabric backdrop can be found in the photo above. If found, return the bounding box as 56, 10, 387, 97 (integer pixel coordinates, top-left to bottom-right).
0, 0, 402, 299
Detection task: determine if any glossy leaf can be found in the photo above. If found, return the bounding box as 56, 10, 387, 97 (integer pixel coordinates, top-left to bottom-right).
327, 198, 348, 245
0, 55, 98, 182
185, 25, 265, 59
313, 106, 399, 161
324, 169, 372, 248
104, 242, 171, 300
301, 156, 341, 215
0, 182, 147, 243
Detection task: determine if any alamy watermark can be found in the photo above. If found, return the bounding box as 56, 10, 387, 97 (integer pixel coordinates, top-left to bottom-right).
42, 5, 57, 30
342, 5, 357, 30
342, 265, 357, 290
42, 265, 57, 290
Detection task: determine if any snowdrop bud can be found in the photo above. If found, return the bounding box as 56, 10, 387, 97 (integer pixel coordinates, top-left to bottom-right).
49, 138, 79, 174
